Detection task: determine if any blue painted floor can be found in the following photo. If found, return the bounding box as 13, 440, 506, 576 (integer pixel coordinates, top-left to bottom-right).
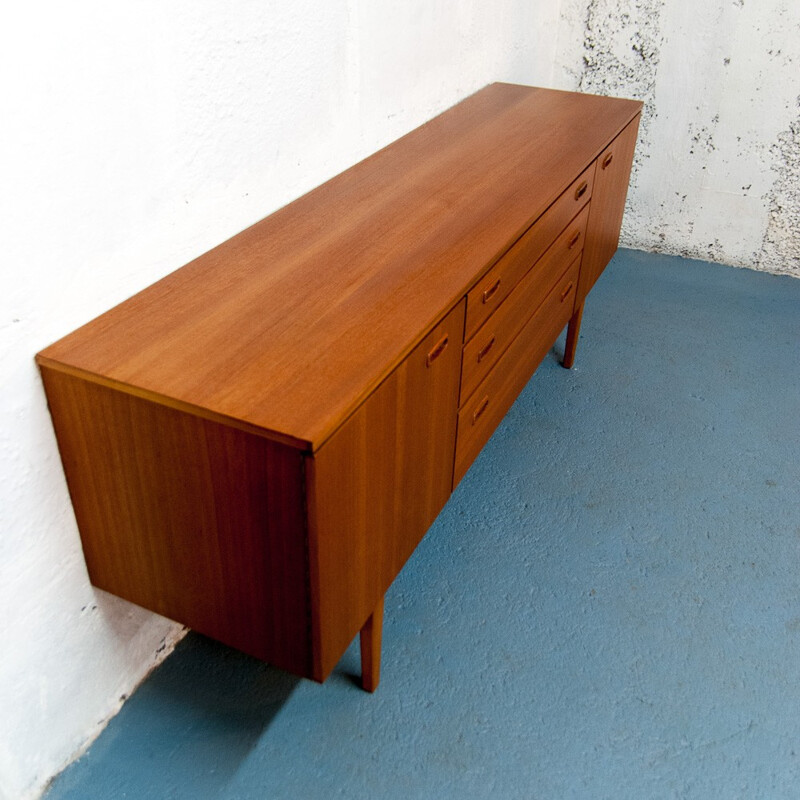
46, 250, 800, 799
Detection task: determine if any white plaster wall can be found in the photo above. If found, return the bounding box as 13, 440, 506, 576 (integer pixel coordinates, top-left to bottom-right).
0, 2, 559, 798
552, 0, 800, 276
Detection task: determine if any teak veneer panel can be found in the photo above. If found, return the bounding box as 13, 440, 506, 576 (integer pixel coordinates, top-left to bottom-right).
37, 84, 641, 451
460, 204, 590, 405
464, 162, 594, 341
307, 303, 464, 680
579, 115, 641, 300
454, 256, 581, 486
37, 84, 642, 689
39, 366, 311, 676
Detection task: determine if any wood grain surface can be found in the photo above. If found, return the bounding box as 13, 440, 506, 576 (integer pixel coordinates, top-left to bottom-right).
305, 303, 464, 680
579, 114, 641, 300
463, 162, 594, 341
454, 256, 582, 486
460, 204, 590, 405
35, 86, 642, 688
40, 366, 312, 676
37, 85, 641, 452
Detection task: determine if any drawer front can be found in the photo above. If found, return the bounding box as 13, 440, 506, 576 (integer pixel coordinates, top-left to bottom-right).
454, 255, 580, 486
464, 163, 595, 341
460, 204, 589, 405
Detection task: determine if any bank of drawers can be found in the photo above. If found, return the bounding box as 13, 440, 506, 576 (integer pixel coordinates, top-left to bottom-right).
464, 163, 594, 340
454, 167, 596, 486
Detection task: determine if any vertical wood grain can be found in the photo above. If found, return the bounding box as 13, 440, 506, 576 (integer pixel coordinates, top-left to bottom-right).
306, 301, 465, 681
40, 367, 312, 677
578, 114, 641, 300
562, 301, 585, 369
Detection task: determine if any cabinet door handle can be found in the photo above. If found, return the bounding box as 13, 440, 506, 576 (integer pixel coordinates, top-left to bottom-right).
482, 278, 501, 304
602, 152, 614, 169
574, 180, 588, 200
472, 396, 490, 425
560, 282, 574, 303
477, 336, 496, 363
426, 334, 449, 367
568, 230, 581, 249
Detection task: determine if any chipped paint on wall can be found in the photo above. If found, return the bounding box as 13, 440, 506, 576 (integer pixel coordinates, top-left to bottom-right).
759, 99, 800, 276
578, 0, 664, 165
553, 0, 800, 277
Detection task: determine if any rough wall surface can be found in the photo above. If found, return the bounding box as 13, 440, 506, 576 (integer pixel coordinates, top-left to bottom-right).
4, 2, 798, 797
554, 0, 800, 276
0, 2, 558, 798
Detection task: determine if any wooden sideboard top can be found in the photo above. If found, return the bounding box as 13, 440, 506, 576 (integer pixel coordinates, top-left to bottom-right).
37, 83, 641, 451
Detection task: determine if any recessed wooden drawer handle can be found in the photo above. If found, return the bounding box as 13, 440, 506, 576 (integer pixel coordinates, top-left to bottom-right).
426, 334, 449, 367
574, 181, 588, 200
472, 396, 490, 425
568, 230, 581, 249
602, 152, 614, 169
560, 282, 574, 302
476, 336, 496, 363
482, 278, 501, 304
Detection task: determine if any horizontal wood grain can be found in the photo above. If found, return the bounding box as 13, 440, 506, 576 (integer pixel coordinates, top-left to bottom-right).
454, 256, 582, 486
37, 85, 640, 452
460, 203, 590, 405
464, 162, 595, 341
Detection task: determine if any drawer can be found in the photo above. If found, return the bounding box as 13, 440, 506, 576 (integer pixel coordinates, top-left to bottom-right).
453, 254, 581, 487
460, 203, 589, 406
464, 163, 594, 341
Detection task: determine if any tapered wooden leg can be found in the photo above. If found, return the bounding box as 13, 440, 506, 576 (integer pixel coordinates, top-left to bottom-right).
563, 301, 584, 369
359, 597, 384, 692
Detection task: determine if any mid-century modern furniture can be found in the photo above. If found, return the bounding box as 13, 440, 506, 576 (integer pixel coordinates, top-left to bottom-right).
37, 83, 641, 691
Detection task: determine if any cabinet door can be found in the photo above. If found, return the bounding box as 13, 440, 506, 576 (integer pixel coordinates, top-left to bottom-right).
578, 114, 641, 299
306, 300, 465, 680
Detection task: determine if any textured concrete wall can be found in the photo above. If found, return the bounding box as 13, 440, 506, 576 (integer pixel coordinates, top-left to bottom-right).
0, 2, 558, 798
553, 0, 800, 276
5, 2, 797, 797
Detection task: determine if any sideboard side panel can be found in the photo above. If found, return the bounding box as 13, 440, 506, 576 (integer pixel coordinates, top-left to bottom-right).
579, 113, 641, 299
39, 367, 312, 677
306, 301, 466, 681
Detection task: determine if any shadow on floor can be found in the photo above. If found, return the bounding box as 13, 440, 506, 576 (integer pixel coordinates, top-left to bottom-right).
45, 251, 800, 800
47, 633, 299, 798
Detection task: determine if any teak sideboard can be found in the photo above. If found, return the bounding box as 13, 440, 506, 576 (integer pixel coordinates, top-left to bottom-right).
37, 84, 641, 691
